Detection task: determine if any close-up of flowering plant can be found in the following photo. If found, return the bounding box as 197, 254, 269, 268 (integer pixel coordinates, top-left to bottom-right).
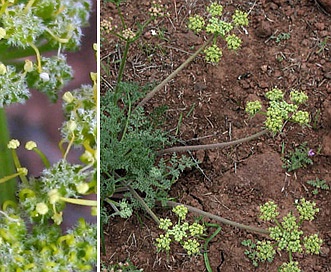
0, 0, 97, 270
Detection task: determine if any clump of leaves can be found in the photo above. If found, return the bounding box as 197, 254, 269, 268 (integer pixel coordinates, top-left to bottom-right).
307, 178, 329, 195
282, 142, 314, 172
155, 205, 206, 256
242, 199, 323, 271
241, 239, 260, 267
100, 83, 195, 222
246, 88, 310, 134
187, 2, 248, 64
274, 32, 291, 43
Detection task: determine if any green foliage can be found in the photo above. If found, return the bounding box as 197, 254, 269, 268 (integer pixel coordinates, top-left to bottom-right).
187, 2, 248, 63
155, 205, 205, 256
246, 88, 310, 134
101, 83, 195, 218
243, 200, 322, 271
241, 239, 259, 267
282, 142, 313, 172
275, 32, 291, 43
307, 178, 329, 195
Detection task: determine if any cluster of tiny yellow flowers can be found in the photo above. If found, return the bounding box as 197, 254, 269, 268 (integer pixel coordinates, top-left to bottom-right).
101, 17, 115, 34
122, 28, 136, 40
149, 0, 168, 18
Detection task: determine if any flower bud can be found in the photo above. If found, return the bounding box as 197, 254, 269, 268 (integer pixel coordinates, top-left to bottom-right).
7, 139, 20, 149
63, 91, 74, 103
48, 189, 60, 204
67, 120, 77, 132
0, 28, 6, 40
18, 167, 28, 176
24, 60, 34, 72
36, 202, 49, 215
40, 72, 50, 82
25, 141, 37, 150
76, 182, 89, 194
0, 63, 7, 75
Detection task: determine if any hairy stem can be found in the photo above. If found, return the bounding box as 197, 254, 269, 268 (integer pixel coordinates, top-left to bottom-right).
135, 36, 213, 110
126, 184, 160, 225
167, 201, 270, 235
158, 129, 268, 155
0, 108, 17, 207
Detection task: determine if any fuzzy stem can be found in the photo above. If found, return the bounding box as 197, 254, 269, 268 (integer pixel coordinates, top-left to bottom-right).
0, 108, 17, 206
158, 129, 268, 155
126, 184, 160, 225
167, 201, 270, 235
135, 36, 213, 110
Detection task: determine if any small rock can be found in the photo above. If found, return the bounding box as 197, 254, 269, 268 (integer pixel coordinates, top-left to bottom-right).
255, 21, 273, 38
261, 65, 268, 73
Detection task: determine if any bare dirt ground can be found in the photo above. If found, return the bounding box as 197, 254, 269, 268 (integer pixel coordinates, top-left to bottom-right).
101, 0, 331, 271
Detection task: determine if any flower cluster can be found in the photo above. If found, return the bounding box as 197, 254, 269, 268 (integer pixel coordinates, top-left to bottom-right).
149, 0, 168, 18
0, 45, 97, 270
101, 17, 115, 34
246, 88, 310, 133
122, 28, 136, 41
0, 0, 91, 107
155, 205, 205, 256
246, 200, 323, 271
0, 211, 96, 271
295, 198, 319, 221
187, 2, 249, 64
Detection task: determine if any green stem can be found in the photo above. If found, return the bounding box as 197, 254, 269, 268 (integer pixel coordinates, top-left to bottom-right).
167, 201, 270, 235
114, 40, 131, 103
125, 183, 160, 225
0, 108, 17, 207
158, 129, 268, 155
204, 223, 222, 272
135, 36, 214, 110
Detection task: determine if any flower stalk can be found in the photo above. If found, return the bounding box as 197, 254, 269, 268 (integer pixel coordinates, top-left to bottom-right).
0, 108, 16, 206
